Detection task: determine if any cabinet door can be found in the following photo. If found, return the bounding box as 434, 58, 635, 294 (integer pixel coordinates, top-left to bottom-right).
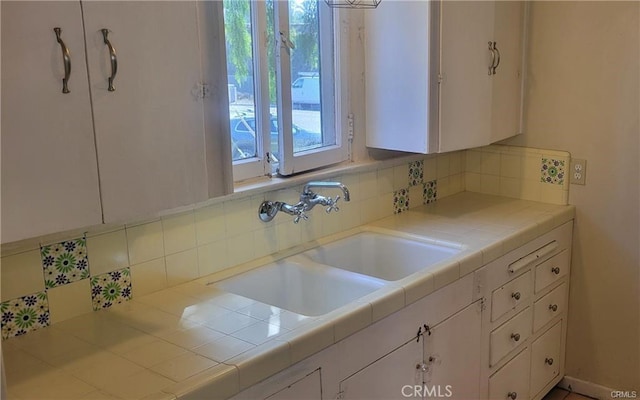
530, 321, 561, 398
82, 1, 209, 223
339, 338, 423, 400
439, 1, 494, 152
490, 1, 526, 143
266, 369, 322, 400
1, 1, 102, 243
423, 301, 482, 400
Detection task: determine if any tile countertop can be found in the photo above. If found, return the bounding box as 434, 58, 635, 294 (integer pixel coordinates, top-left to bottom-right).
2, 192, 575, 400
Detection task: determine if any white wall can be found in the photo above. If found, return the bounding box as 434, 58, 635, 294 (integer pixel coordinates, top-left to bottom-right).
503, 1, 640, 390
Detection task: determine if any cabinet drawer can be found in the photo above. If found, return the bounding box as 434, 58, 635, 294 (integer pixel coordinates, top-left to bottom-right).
492, 271, 532, 322
533, 283, 566, 331
534, 250, 569, 293
489, 348, 531, 400
530, 321, 562, 398
490, 307, 532, 366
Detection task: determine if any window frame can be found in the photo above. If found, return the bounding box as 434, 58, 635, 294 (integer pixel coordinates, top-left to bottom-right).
230, 0, 349, 182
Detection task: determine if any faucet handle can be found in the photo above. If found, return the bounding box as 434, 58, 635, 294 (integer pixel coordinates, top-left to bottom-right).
293, 210, 309, 224
326, 196, 341, 214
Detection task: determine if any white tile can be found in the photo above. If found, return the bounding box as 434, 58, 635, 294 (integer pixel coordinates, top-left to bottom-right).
480, 174, 501, 195
11, 325, 95, 361
67, 352, 145, 389
11, 369, 96, 400
86, 229, 129, 276
165, 249, 199, 287
102, 370, 175, 400
162, 364, 238, 400
193, 335, 255, 362
481, 151, 501, 176
236, 303, 283, 321
275, 319, 334, 364
47, 279, 93, 324
227, 232, 256, 267
130, 258, 167, 296
231, 321, 288, 345
540, 184, 568, 205
360, 197, 380, 224
194, 203, 226, 246
0, 249, 45, 302
252, 226, 278, 260
433, 263, 460, 290
224, 197, 257, 237
523, 155, 543, 181
122, 339, 187, 368
333, 302, 373, 342
409, 185, 424, 208
322, 212, 342, 237
126, 222, 164, 265
500, 177, 522, 199
162, 212, 197, 256
393, 164, 409, 191
465, 150, 482, 174
424, 156, 437, 182
276, 221, 302, 252
437, 177, 452, 199
301, 217, 323, 243
465, 172, 482, 193
377, 167, 394, 194
340, 201, 362, 230
202, 311, 261, 334
436, 153, 451, 179
228, 340, 291, 391
196, 239, 228, 277
161, 325, 226, 349
151, 352, 218, 382
500, 153, 523, 179
266, 311, 313, 330
449, 151, 463, 175
521, 180, 542, 202
359, 171, 378, 199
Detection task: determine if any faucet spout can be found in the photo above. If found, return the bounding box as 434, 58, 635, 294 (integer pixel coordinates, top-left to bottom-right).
302, 181, 351, 202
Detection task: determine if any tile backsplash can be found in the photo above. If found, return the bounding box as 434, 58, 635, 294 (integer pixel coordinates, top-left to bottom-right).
0, 145, 570, 339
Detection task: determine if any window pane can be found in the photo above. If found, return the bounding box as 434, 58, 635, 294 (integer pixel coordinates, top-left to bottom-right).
288, 0, 332, 154
224, 0, 258, 161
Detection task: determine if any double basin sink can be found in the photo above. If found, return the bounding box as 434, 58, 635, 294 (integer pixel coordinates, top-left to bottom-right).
214, 230, 463, 316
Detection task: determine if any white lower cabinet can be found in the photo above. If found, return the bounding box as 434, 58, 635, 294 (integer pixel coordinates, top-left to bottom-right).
228, 222, 572, 400
266, 369, 322, 400
489, 349, 531, 400
339, 338, 423, 400
530, 321, 562, 398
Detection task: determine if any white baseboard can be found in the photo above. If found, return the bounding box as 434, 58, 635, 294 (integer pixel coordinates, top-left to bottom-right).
558, 376, 616, 399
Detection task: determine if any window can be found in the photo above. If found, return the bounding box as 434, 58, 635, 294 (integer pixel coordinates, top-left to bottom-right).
224, 0, 348, 181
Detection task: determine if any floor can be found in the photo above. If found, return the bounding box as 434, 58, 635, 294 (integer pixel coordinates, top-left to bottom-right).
543, 387, 597, 400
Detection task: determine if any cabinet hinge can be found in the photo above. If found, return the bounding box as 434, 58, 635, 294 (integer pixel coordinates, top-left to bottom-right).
192, 83, 210, 100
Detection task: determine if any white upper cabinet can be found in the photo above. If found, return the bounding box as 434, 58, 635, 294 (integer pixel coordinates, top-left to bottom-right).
1, 1, 232, 243
1, 1, 102, 243
365, 1, 527, 154
82, 1, 220, 223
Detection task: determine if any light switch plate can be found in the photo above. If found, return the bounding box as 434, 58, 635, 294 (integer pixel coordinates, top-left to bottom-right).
570, 158, 587, 185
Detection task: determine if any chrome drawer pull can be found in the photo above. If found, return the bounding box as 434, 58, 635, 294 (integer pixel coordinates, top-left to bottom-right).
549, 304, 558, 312
545, 357, 554, 365
510, 333, 521, 342
511, 292, 521, 301
53, 27, 71, 93
551, 267, 560, 275
507, 392, 518, 400
101, 29, 117, 91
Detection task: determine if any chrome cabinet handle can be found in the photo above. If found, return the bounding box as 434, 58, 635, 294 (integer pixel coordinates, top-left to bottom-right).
492, 41, 501, 75
545, 357, 554, 365
488, 41, 496, 75
54, 27, 71, 93
511, 333, 521, 342
101, 29, 117, 91
549, 304, 558, 312
507, 392, 518, 400
512, 291, 521, 301
551, 267, 560, 275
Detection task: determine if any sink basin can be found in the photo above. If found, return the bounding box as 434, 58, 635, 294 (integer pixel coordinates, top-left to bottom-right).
299, 231, 462, 281
214, 260, 386, 316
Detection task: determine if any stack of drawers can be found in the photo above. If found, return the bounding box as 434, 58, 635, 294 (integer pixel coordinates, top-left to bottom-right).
476, 221, 573, 400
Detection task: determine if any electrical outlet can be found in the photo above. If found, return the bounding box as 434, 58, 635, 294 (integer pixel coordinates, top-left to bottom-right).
570, 158, 587, 185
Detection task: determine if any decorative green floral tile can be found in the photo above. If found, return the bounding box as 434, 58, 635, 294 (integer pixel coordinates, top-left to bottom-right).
393, 188, 410, 214
408, 161, 424, 187
41, 237, 90, 288
1, 292, 50, 339
90, 268, 132, 311
423, 180, 437, 204
541, 158, 566, 185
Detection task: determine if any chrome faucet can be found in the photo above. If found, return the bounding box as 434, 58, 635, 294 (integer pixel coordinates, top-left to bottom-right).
258, 181, 351, 223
